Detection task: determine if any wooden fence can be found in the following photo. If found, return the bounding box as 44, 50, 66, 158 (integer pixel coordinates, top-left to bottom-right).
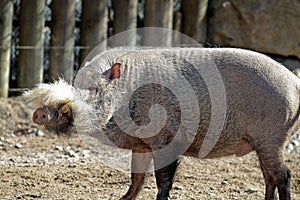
0, 0, 208, 98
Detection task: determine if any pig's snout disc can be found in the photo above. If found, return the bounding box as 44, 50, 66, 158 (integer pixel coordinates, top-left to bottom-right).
33, 108, 49, 125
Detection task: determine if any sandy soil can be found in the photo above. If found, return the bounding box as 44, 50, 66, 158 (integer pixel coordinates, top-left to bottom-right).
0, 97, 299, 200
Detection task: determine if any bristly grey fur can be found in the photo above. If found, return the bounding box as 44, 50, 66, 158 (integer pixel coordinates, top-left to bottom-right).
72, 77, 115, 137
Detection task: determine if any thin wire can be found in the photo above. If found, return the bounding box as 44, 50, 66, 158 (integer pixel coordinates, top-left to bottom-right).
0, 46, 91, 50
9, 88, 28, 92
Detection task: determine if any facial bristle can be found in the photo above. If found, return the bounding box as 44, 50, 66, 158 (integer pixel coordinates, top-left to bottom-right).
23, 79, 74, 108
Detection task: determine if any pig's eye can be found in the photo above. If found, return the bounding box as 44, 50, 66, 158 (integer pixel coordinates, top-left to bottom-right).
54, 111, 59, 118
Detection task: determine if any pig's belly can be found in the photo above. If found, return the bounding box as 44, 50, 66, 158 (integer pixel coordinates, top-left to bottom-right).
184, 139, 254, 159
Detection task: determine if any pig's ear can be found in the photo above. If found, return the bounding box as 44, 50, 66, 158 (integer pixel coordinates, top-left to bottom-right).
109, 63, 121, 83
59, 103, 73, 121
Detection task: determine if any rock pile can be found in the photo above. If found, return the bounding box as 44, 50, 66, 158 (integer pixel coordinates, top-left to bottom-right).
207, 0, 300, 72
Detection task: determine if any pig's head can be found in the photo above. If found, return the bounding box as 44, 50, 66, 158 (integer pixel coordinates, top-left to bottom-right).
32, 103, 73, 133
23, 80, 76, 135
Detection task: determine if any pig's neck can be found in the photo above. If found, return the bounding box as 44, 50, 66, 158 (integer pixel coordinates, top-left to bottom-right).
73, 79, 142, 149
72, 81, 115, 137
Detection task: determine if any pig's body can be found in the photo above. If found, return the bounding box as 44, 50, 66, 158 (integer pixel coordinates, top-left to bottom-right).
25, 48, 300, 200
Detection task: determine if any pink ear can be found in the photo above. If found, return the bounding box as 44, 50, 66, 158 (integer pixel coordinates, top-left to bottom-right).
110, 63, 121, 80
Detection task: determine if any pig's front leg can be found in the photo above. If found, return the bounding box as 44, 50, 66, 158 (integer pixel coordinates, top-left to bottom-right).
154, 158, 179, 200
120, 148, 153, 200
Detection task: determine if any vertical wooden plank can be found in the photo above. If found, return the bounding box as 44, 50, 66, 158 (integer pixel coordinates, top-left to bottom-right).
112, 0, 138, 46
49, 0, 76, 83
17, 0, 45, 88
182, 0, 208, 43
172, 11, 182, 45
80, 0, 108, 64
144, 0, 173, 46
0, 0, 13, 98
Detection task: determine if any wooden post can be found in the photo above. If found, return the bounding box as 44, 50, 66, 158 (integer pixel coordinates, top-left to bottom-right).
17, 0, 45, 88
112, 0, 138, 46
49, 0, 76, 83
172, 11, 182, 45
143, 0, 173, 46
182, 0, 208, 43
0, 0, 13, 98
80, 0, 108, 65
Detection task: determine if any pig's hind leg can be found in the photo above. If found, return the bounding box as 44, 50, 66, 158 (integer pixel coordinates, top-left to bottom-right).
259, 157, 277, 200
256, 148, 291, 200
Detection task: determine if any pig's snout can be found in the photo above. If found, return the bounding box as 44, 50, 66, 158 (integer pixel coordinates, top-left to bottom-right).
33, 108, 49, 125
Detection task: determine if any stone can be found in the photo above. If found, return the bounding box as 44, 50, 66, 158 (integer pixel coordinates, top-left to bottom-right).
37, 130, 45, 137
174, 185, 184, 190
287, 143, 294, 153
14, 143, 22, 148
67, 149, 79, 158
55, 145, 64, 151
209, 192, 217, 197
65, 146, 71, 152
292, 140, 300, 147
82, 149, 90, 158
245, 188, 258, 194
208, 0, 300, 59
221, 180, 228, 185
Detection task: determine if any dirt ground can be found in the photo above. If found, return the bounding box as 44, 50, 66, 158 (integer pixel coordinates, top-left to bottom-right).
0, 97, 299, 200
